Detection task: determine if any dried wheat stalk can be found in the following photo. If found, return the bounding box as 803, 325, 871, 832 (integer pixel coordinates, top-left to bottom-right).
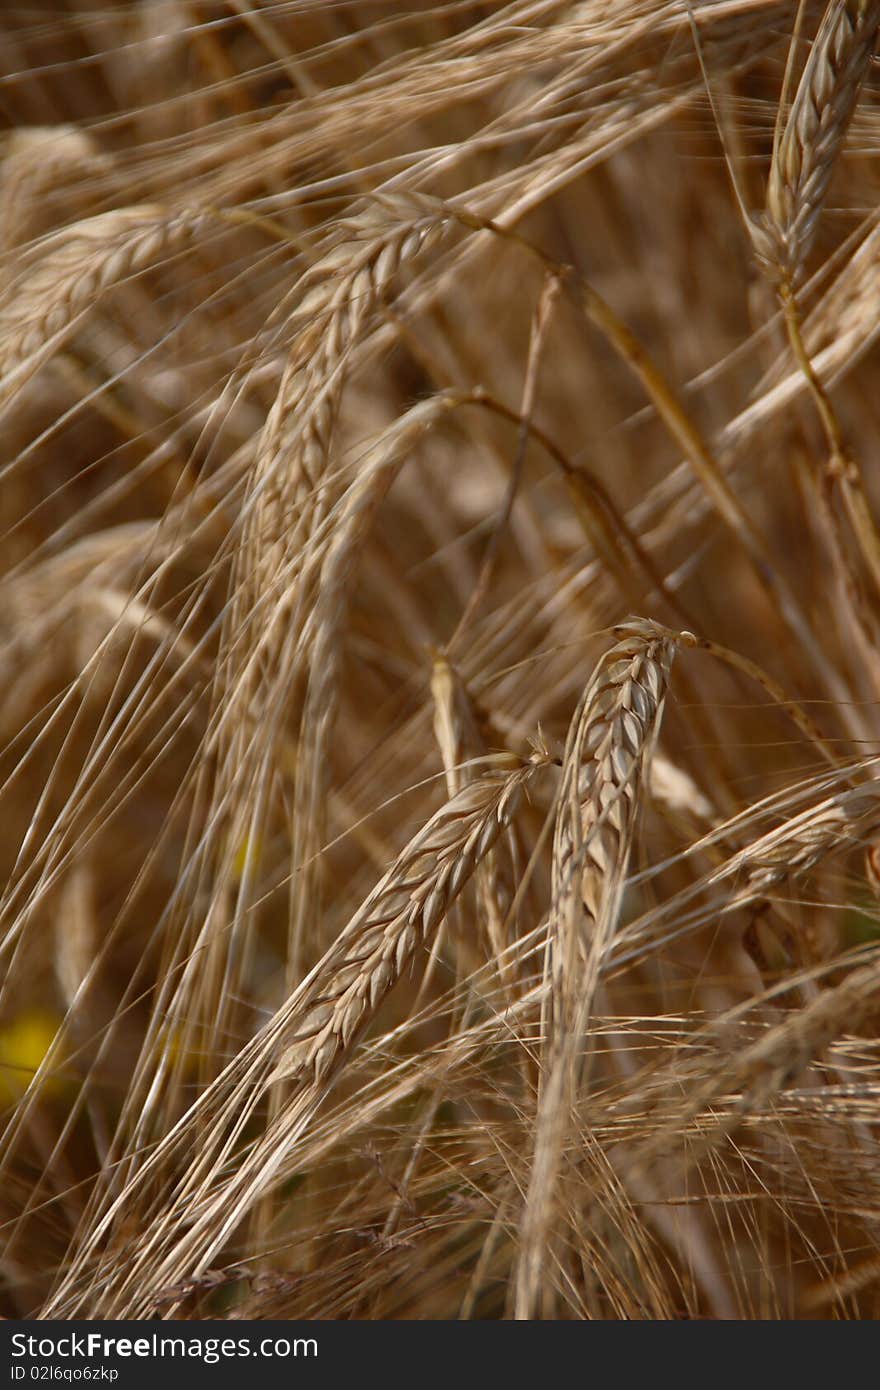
748, 3, 880, 686
12, 0, 880, 1324
212, 214, 452, 997
791, 219, 880, 373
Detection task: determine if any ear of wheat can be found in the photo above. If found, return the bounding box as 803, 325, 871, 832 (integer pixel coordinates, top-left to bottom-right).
515, 620, 685, 1320
756, 0, 880, 279
0, 207, 210, 398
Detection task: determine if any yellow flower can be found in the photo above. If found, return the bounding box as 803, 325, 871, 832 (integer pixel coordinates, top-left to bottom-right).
0, 1009, 67, 1104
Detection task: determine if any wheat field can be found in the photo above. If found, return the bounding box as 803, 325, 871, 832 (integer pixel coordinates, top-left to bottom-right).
2, 0, 880, 1320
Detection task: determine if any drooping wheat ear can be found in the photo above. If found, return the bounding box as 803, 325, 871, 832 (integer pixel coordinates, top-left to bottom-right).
245, 209, 448, 581
269, 756, 537, 1091
515, 619, 687, 1320
756, 0, 880, 279
731, 786, 880, 903
0, 205, 210, 397
46, 756, 545, 1318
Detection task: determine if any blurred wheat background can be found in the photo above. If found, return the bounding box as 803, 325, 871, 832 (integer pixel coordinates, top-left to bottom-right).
3, 0, 880, 1320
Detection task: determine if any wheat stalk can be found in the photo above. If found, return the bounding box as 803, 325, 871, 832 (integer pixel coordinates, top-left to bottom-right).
209, 214, 453, 1006
430, 650, 518, 982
